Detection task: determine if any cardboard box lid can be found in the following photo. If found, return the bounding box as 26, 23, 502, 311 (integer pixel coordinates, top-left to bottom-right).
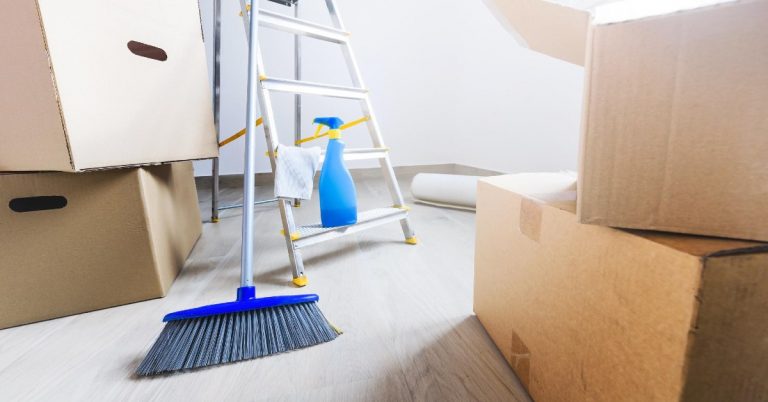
482, 174, 768, 257
484, 0, 742, 65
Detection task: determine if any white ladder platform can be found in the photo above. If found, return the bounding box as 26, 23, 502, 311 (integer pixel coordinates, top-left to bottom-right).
322, 148, 389, 163
293, 207, 408, 249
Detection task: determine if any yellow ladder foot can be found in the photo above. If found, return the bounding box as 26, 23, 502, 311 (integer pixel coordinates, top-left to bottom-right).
292, 275, 309, 287
405, 236, 419, 245
280, 229, 302, 241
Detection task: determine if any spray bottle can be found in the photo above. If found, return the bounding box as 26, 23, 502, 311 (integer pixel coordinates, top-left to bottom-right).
315, 117, 358, 228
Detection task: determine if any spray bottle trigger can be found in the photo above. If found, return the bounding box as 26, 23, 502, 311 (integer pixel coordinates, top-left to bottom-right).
313, 117, 345, 130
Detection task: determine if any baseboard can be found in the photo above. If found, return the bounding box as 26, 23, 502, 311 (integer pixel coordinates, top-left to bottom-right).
195, 163, 501, 188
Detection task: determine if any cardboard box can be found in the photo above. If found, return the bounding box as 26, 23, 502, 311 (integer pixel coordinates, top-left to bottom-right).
487, 0, 768, 241
0, 162, 202, 329
0, 0, 217, 172
474, 174, 768, 402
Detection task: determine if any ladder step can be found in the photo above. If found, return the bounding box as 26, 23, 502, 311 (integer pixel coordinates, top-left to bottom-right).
320, 148, 388, 162
261, 78, 368, 99
292, 207, 408, 249
259, 10, 350, 44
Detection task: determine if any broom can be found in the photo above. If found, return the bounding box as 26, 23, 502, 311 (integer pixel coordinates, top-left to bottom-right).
135, 5, 340, 376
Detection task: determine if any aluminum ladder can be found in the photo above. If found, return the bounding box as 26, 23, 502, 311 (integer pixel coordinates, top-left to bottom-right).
212, 0, 418, 287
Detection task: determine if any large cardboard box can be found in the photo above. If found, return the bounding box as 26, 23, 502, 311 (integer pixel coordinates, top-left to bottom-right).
0, 162, 202, 329
0, 0, 217, 172
485, 0, 768, 241
474, 174, 768, 402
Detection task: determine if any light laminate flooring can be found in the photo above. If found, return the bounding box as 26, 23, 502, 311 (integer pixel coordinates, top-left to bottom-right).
0, 173, 529, 402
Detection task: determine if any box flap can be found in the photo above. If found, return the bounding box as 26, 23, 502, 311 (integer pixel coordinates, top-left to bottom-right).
483, 0, 613, 65
484, 0, 745, 65
0, 1, 72, 171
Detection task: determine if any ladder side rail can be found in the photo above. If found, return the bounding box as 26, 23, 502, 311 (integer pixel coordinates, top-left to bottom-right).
211, 0, 223, 222
240, 1, 306, 281
255, 32, 307, 280
294, 4, 303, 208
325, 0, 416, 238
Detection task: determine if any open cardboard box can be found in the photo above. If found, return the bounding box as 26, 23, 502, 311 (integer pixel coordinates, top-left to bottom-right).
485, 0, 768, 241
0, 162, 202, 329
0, 0, 217, 172
474, 173, 768, 402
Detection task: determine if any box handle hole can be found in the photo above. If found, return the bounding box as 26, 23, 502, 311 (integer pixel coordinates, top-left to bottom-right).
9, 196, 68, 213
127, 40, 167, 62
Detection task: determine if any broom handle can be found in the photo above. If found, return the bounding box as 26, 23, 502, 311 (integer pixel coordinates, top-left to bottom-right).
241, 3, 260, 288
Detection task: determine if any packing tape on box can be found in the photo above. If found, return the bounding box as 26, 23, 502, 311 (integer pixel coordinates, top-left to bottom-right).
510, 330, 532, 390
520, 198, 544, 242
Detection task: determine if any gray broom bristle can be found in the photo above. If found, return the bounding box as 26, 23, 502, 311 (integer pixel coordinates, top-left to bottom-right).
135, 302, 341, 377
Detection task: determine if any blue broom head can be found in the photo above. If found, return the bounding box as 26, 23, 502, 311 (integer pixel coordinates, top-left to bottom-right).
135, 286, 340, 377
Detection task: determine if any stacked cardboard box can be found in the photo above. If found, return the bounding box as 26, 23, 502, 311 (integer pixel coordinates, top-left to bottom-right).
0, 0, 217, 329
477, 1, 768, 401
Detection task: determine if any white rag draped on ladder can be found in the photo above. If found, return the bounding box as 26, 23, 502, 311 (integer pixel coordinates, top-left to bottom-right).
274, 145, 322, 200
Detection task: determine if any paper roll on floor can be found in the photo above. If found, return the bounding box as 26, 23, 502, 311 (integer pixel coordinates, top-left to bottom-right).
411, 172, 579, 211
411, 174, 481, 211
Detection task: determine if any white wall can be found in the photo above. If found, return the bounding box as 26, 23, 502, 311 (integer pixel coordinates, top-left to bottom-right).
194, 0, 584, 176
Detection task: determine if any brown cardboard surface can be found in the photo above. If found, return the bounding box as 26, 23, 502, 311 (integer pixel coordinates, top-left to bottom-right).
0, 0, 71, 171
0, 0, 217, 172
0, 162, 201, 329
474, 174, 768, 402
138, 163, 202, 291
578, 0, 768, 241
682, 253, 768, 401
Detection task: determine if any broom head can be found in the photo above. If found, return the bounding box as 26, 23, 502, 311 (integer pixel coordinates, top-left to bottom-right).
136, 287, 340, 376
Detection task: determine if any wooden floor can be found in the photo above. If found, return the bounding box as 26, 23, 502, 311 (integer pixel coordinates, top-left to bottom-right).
0, 172, 529, 402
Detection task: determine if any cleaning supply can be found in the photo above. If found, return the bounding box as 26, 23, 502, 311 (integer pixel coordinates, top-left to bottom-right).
274, 144, 322, 200
315, 117, 358, 228
135, 7, 340, 376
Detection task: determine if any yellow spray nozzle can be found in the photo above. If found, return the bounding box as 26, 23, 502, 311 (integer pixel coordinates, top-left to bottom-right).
294, 116, 370, 145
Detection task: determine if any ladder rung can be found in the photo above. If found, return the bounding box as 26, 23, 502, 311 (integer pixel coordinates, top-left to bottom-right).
259, 10, 350, 44
320, 148, 388, 162
293, 207, 408, 249
261, 78, 368, 99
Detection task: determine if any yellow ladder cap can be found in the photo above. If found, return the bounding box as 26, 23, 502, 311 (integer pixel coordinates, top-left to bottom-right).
292, 275, 309, 287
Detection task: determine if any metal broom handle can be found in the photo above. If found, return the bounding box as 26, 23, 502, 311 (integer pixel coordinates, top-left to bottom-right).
241, 3, 260, 288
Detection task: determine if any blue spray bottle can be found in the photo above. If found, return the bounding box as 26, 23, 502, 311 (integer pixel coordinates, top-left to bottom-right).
315, 117, 358, 228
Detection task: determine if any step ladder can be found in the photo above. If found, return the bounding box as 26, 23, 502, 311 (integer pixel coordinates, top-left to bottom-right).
217, 0, 418, 287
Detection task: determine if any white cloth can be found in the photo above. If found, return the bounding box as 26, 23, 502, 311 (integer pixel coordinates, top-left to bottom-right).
274, 145, 322, 200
